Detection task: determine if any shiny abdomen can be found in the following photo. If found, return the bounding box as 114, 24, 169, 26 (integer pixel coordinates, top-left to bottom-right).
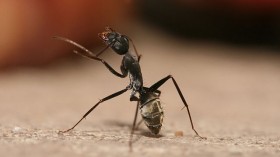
140, 93, 164, 135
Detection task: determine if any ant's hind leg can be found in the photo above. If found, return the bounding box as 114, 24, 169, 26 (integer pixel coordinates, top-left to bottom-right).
148, 75, 205, 139
143, 87, 161, 97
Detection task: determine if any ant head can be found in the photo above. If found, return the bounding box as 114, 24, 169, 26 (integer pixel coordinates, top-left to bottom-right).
98, 27, 129, 55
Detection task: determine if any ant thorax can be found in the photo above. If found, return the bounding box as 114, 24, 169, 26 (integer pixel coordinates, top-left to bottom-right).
122, 53, 143, 90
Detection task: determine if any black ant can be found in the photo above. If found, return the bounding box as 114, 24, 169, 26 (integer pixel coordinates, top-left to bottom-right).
54, 27, 205, 149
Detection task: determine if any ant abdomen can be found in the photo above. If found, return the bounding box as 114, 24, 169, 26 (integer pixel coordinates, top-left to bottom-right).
140, 92, 164, 135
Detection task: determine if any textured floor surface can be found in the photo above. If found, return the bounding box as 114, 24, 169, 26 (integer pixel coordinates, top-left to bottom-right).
0, 28, 280, 157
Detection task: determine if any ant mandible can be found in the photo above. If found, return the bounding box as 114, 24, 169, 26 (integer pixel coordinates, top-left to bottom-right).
54, 27, 205, 149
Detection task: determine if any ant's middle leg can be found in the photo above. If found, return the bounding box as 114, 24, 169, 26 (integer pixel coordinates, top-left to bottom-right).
129, 101, 140, 151
59, 88, 128, 134
148, 75, 205, 139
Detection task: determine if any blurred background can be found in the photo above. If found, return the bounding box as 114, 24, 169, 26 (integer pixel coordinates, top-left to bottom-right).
0, 0, 280, 156
1, 0, 280, 67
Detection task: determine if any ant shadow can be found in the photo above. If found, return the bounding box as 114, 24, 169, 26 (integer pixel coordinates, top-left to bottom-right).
104, 120, 164, 139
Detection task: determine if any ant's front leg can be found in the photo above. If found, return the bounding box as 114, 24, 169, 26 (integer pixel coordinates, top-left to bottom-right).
54, 36, 127, 78
74, 50, 128, 78
124, 35, 142, 62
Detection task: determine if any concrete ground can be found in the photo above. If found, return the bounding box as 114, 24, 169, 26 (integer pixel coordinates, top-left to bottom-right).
0, 27, 280, 157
